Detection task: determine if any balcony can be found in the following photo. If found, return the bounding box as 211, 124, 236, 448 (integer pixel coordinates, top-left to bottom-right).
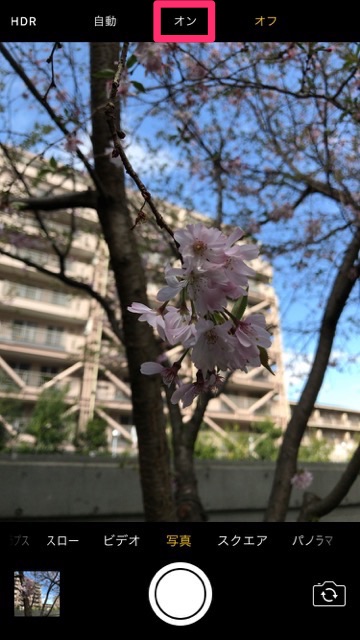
291, 404, 360, 433
0, 321, 84, 355
307, 414, 360, 432
0, 248, 93, 280
9, 325, 63, 349
0, 281, 90, 323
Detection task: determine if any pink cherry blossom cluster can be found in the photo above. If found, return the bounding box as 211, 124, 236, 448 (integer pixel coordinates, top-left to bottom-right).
20, 577, 37, 597
128, 223, 272, 407
290, 469, 314, 490
135, 43, 167, 75
64, 133, 80, 153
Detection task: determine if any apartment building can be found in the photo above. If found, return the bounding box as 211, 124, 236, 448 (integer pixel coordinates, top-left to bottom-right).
291, 401, 360, 460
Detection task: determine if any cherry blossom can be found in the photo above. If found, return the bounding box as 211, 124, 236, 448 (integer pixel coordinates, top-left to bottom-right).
174, 223, 226, 265
163, 305, 196, 347
127, 302, 166, 339
159, 262, 245, 315
291, 469, 314, 490
156, 266, 187, 302
191, 319, 234, 372
234, 314, 272, 350
64, 133, 80, 153
135, 43, 167, 75
170, 370, 208, 407
183, 264, 233, 315
170, 370, 224, 408
184, 56, 207, 80
140, 361, 181, 387
130, 222, 272, 406
20, 577, 36, 596
170, 380, 201, 408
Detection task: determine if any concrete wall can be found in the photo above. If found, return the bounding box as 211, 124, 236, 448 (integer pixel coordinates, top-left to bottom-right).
1, 455, 360, 521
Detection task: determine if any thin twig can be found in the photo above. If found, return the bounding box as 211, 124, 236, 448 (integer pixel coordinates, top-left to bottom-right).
43, 42, 63, 101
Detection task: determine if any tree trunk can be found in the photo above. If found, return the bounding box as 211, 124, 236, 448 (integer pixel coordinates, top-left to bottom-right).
90, 43, 175, 521
173, 436, 207, 522
166, 388, 207, 521
18, 571, 32, 617
265, 225, 360, 521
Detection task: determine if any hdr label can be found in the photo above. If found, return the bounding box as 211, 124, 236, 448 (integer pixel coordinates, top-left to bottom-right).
10, 17, 37, 26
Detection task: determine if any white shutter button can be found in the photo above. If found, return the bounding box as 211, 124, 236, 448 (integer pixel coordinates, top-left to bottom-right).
148, 562, 212, 626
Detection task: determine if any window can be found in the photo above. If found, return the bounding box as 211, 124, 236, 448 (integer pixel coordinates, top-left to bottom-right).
16, 284, 42, 300
17, 248, 57, 267
45, 326, 64, 347
40, 365, 60, 383
13, 363, 30, 384
51, 291, 70, 306
114, 387, 129, 401
15, 283, 70, 306
12, 321, 37, 343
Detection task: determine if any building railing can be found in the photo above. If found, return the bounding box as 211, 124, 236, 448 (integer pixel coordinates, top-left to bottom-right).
0, 322, 65, 350
5, 248, 92, 278
95, 386, 130, 402
0, 371, 80, 395
308, 416, 360, 430
13, 371, 58, 387
7, 283, 71, 306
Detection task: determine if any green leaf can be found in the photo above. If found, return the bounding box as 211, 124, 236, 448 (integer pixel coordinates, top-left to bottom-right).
35, 167, 49, 180
231, 294, 248, 320
92, 68, 115, 79
49, 156, 57, 170
131, 80, 146, 93
338, 111, 348, 123
42, 125, 55, 135
259, 346, 275, 376
126, 54, 137, 69
212, 311, 225, 324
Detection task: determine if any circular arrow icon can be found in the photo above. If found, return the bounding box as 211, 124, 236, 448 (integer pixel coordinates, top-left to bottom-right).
321, 588, 337, 602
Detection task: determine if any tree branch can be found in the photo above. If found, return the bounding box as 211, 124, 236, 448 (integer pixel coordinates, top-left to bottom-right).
43, 42, 63, 101
298, 443, 360, 521
12, 190, 98, 212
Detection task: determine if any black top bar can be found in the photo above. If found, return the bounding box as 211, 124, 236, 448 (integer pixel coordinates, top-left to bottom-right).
0, 6, 357, 42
